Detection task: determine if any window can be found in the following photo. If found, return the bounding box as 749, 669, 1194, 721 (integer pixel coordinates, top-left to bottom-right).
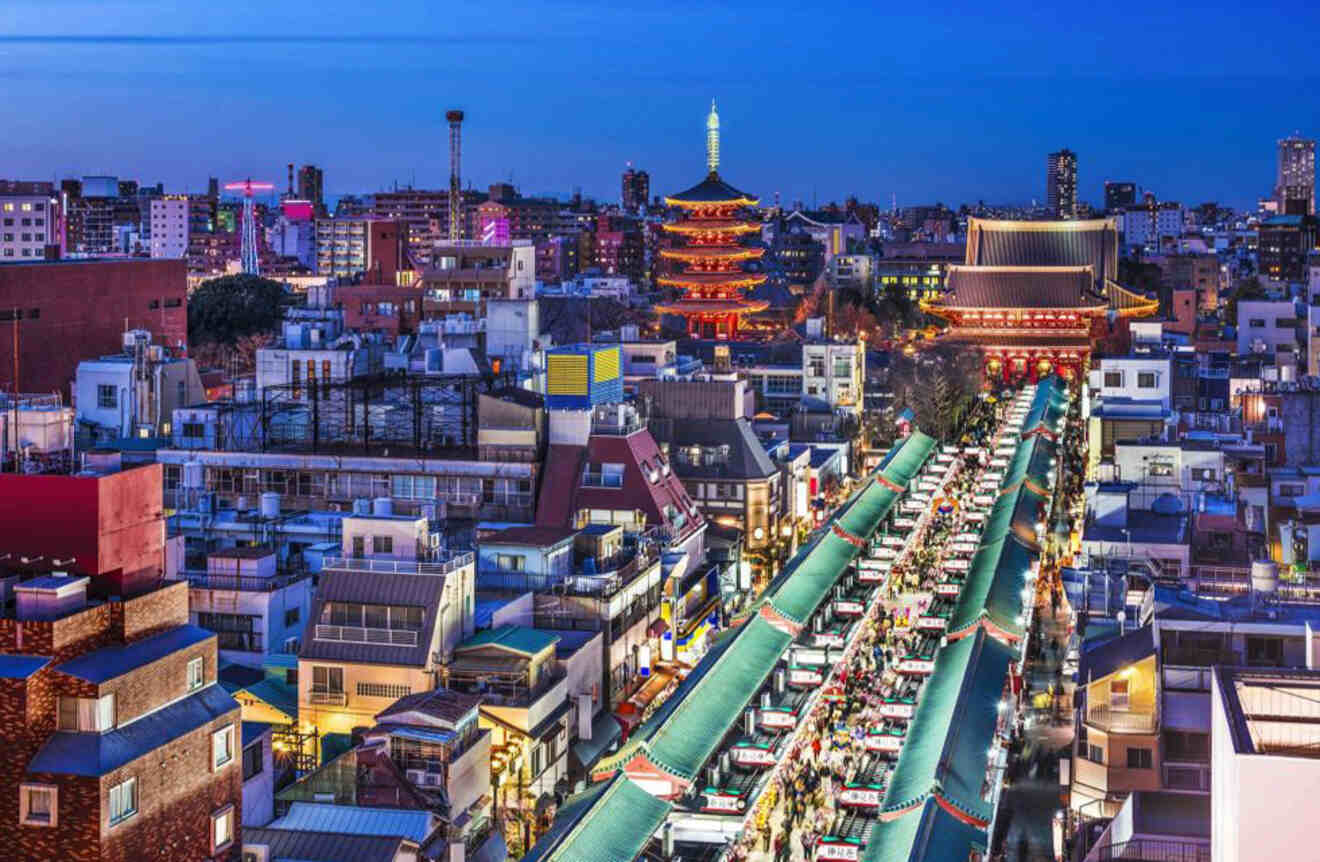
211, 806, 234, 853
19, 784, 56, 826
97, 384, 117, 409
187, 657, 204, 692
312, 665, 344, 694
242, 741, 264, 781
182, 422, 205, 438
108, 777, 137, 826
1190, 467, 1215, 482
1109, 679, 1130, 710
1087, 744, 1104, 764
1126, 747, 1153, 769
1278, 483, 1305, 498
495, 553, 526, 572
372, 535, 393, 554
352, 535, 365, 557
1137, 372, 1158, 388
284, 607, 301, 627
212, 724, 234, 770
1247, 636, 1285, 667
1248, 319, 1266, 328
1147, 459, 1174, 478
1103, 371, 1123, 388
356, 681, 412, 699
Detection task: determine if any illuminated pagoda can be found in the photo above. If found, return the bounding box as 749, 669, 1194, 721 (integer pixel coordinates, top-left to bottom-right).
655, 100, 769, 339
923, 218, 1159, 383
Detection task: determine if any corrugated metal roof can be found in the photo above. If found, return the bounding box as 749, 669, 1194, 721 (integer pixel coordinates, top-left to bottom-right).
0, 654, 50, 679
376, 688, 483, 725
300, 568, 448, 667
242, 721, 272, 748
270, 802, 434, 842
244, 827, 408, 862
457, 625, 560, 656
53, 625, 214, 683
27, 684, 238, 777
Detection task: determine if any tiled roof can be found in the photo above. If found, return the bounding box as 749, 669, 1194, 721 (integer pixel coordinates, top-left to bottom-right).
269, 802, 433, 842
300, 568, 449, 667
665, 172, 757, 205
457, 625, 560, 656
648, 418, 779, 480
966, 217, 1119, 285
27, 684, 238, 777
535, 444, 588, 528
943, 265, 1103, 309
948, 534, 1036, 639
882, 630, 1014, 823
0, 654, 50, 679
53, 625, 214, 684
376, 688, 483, 725
482, 526, 578, 547
242, 828, 410, 862
523, 774, 672, 862
242, 721, 272, 748
862, 797, 989, 862
1077, 624, 1155, 683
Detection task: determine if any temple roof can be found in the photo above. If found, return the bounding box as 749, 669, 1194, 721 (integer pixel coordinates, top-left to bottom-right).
654, 299, 771, 315
965, 217, 1119, 285
657, 272, 767, 287
665, 171, 758, 206
940, 266, 1106, 310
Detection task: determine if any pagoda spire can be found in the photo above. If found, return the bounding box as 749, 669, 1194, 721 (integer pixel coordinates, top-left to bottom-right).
706, 99, 720, 175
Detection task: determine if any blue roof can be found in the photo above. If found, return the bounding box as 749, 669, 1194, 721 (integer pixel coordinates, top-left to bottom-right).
1084, 514, 1187, 545
270, 803, 433, 842
53, 624, 214, 684
28, 684, 238, 777
243, 721, 272, 748
0, 654, 51, 679
382, 725, 458, 746
16, 575, 88, 591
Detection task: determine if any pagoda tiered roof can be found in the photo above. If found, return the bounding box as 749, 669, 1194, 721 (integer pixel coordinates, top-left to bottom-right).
656, 271, 767, 290
664, 171, 758, 207
661, 219, 762, 236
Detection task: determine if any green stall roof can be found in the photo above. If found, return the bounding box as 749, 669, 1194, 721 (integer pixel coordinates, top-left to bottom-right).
881, 630, 1014, 824
770, 531, 863, 624
523, 774, 672, 862
862, 797, 989, 862
948, 535, 1036, 639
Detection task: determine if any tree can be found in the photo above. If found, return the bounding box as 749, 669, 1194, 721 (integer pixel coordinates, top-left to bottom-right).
888, 340, 984, 441
187, 274, 290, 347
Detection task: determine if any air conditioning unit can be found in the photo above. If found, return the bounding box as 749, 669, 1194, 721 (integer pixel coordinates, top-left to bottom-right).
422, 771, 443, 787
406, 769, 427, 785
242, 846, 269, 862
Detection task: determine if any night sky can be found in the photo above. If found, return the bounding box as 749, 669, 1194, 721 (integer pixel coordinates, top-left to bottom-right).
4, 0, 1320, 209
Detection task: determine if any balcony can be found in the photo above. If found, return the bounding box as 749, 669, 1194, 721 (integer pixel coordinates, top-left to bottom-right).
179, 571, 312, 592
1161, 760, 1211, 793
459, 666, 567, 710
309, 690, 348, 706
1086, 704, 1158, 733
321, 552, 474, 577
476, 545, 657, 598
1088, 838, 1210, 862
314, 624, 419, 647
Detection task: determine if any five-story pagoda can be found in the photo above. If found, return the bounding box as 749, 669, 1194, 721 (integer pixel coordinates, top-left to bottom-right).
655, 101, 768, 339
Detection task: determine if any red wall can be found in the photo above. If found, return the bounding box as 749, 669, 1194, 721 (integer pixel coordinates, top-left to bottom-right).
0, 258, 188, 398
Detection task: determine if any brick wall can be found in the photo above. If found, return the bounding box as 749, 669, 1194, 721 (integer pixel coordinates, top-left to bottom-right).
117, 581, 188, 642
88, 634, 217, 725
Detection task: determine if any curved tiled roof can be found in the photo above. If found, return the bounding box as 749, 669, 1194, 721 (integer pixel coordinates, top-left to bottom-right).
965, 217, 1119, 286
665, 172, 758, 205
941, 265, 1105, 310
522, 773, 672, 862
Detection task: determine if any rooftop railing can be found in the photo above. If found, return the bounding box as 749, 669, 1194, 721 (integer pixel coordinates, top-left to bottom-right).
314, 624, 419, 647
1085, 704, 1157, 734
322, 552, 474, 577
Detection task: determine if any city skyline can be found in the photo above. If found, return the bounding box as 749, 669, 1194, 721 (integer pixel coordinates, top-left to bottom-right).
3, 0, 1320, 209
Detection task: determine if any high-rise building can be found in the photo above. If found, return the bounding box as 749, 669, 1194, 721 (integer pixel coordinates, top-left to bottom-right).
0, 183, 61, 260
1276, 135, 1316, 215
314, 217, 409, 280
297, 164, 325, 216
621, 163, 649, 214
1047, 149, 1078, 219
149, 195, 189, 259
1104, 180, 1137, 212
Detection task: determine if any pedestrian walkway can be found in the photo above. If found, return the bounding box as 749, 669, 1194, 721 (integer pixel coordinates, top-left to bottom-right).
996, 592, 1075, 862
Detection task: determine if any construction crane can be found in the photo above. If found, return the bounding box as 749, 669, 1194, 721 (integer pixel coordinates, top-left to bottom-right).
223, 179, 275, 274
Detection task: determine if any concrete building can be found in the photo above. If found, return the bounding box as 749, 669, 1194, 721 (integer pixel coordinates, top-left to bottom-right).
1048, 148, 1079, 219
801, 335, 865, 418
1236, 299, 1301, 360
1104, 181, 1138, 213
74, 329, 205, 445
1275, 135, 1315, 215
0, 258, 188, 399
419, 240, 535, 318
254, 305, 385, 397
1258, 215, 1318, 284
1, 185, 61, 260
241, 722, 275, 827
314, 218, 409, 281
1211, 666, 1320, 862
149, 195, 188, 259
621, 165, 649, 214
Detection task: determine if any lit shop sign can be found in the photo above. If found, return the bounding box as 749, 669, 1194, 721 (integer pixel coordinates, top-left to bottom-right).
877, 700, 915, 720
760, 707, 797, 730
701, 790, 746, 814
837, 785, 883, 809
934, 582, 962, 597
864, 731, 904, 753
816, 836, 865, 860
896, 656, 935, 674
916, 615, 948, 631
731, 744, 776, 768
788, 667, 824, 687
812, 630, 846, 649
858, 568, 886, 584
833, 600, 865, 617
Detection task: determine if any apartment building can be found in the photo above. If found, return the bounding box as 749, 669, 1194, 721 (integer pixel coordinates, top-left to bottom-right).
801, 336, 865, 418
298, 515, 476, 745
1236, 299, 1301, 362
419, 240, 536, 318
1, 185, 61, 260
314, 218, 410, 282
149, 195, 188, 259
74, 329, 205, 445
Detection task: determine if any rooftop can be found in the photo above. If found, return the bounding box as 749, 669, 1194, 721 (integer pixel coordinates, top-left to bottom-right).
1083, 513, 1188, 545
52, 624, 214, 684
241, 828, 413, 862
376, 688, 484, 725
457, 624, 559, 657
269, 802, 434, 843
1215, 666, 1320, 758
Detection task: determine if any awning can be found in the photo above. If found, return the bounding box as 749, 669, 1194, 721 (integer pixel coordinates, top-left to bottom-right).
571, 712, 624, 770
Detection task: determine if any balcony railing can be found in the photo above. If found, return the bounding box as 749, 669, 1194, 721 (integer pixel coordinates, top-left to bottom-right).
1162, 761, 1211, 793
314, 624, 419, 647
180, 571, 312, 592
476, 547, 655, 597
452, 667, 566, 709
1086, 705, 1157, 733
309, 690, 348, 706
322, 552, 474, 577
1090, 838, 1210, 862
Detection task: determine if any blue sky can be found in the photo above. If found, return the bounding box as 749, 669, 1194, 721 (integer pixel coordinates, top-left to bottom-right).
3, 0, 1319, 209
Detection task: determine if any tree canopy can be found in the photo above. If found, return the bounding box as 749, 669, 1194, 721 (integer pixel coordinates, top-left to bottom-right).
187, 274, 289, 346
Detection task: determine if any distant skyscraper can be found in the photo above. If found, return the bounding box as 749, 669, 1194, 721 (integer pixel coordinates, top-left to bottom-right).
1104, 180, 1137, 212
297, 164, 325, 215
621, 163, 649, 214
1276, 135, 1315, 215
1047, 149, 1078, 219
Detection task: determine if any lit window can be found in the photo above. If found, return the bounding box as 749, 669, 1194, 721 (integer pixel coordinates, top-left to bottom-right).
212, 724, 234, 770
211, 805, 234, 852
108, 777, 137, 826
19, 783, 56, 827
187, 656, 204, 692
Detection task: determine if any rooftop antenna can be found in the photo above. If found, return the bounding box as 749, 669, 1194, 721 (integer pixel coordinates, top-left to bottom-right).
447, 109, 465, 241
